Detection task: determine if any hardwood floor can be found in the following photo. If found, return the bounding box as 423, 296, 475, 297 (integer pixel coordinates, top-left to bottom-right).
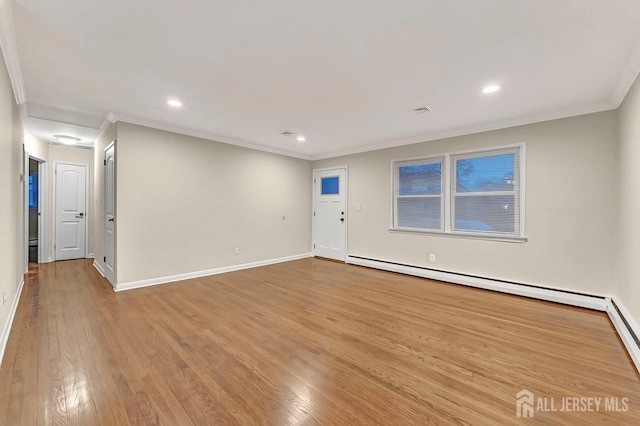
0, 259, 638, 425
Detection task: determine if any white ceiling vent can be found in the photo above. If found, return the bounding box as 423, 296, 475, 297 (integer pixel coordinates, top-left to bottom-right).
413, 106, 432, 114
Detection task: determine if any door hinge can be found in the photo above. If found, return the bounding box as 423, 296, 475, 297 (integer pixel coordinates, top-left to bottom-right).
313, 244, 315, 249
313, 211, 316, 216
104, 256, 106, 262
104, 160, 106, 166
314, 178, 316, 184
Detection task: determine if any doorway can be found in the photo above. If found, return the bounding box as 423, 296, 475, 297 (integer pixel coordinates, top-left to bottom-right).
28, 159, 39, 263
25, 155, 47, 265
313, 167, 348, 261
54, 162, 88, 261
104, 142, 116, 285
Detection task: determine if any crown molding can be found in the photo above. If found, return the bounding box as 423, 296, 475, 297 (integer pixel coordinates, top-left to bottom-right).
0, 0, 26, 105
310, 100, 617, 161
109, 112, 312, 160
611, 32, 640, 108
97, 112, 116, 131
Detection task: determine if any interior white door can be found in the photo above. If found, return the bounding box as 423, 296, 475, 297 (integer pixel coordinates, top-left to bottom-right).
313, 168, 347, 261
55, 163, 87, 261
104, 143, 116, 285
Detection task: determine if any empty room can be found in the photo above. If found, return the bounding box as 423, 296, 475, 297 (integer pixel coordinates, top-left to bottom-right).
1, 0, 640, 424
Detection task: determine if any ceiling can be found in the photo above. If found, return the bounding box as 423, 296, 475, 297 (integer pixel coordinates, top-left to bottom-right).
5, 0, 640, 159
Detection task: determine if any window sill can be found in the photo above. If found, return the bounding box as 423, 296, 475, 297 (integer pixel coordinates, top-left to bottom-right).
388, 228, 528, 243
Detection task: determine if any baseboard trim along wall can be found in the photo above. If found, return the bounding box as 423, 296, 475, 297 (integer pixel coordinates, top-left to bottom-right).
87, 253, 95, 259
607, 300, 640, 373
92, 260, 105, 277
0, 276, 25, 368
346, 255, 610, 311
115, 252, 313, 292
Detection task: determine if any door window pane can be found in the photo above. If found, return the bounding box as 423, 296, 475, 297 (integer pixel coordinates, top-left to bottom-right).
321, 176, 339, 195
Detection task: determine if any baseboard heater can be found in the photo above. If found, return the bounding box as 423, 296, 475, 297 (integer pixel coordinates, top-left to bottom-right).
345, 255, 609, 311
608, 299, 640, 372
611, 300, 640, 344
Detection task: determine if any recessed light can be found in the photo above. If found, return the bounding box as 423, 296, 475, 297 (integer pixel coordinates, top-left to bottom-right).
53, 135, 81, 145
482, 85, 501, 94
167, 99, 183, 107
297, 136, 306, 142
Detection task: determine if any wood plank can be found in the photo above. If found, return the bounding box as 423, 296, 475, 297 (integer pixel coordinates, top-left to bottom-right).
0, 258, 638, 425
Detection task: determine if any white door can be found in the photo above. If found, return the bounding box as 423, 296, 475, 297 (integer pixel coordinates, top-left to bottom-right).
313, 168, 347, 261
104, 143, 116, 285
55, 163, 87, 261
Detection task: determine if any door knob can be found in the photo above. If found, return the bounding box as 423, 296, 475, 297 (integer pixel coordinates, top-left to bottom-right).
108, 218, 114, 222
76, 212, 84, 218
340, 218, 345, 222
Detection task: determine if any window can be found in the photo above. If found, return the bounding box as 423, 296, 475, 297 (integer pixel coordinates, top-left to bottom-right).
28, 174, 38, 208
392, 144, 525, 240
393, 157, 443, 230
321, 176, 340, 195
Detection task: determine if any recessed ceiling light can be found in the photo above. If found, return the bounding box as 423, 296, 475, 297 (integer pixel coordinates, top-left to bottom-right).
297, 136, 306, 142
167, 99, 183, 107
482, 85, 501, 94
53, 135, 81, 145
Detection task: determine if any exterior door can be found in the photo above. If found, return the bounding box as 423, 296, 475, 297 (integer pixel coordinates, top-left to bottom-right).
313, 167, 347, 261
104, 143, 116, 285
55, 163, 87, 260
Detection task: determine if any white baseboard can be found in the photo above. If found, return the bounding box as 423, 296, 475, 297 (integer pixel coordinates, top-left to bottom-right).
86, 253, 95, 259
115, 252, 313, 292
0, 276, 25, 368
607, 300, 640, 374
346, 255, 609, 311
47, 257, 52, 263
93, 260, 105, 277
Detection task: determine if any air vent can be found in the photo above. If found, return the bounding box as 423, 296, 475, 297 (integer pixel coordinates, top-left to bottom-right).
413, 106, 431, 114
281, 131, 295, 136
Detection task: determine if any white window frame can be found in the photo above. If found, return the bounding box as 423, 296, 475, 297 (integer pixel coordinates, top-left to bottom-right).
390, 143, 526, 242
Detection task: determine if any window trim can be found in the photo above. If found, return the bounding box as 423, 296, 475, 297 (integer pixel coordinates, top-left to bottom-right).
392, 155, 445, 232
390, 143, 526, 241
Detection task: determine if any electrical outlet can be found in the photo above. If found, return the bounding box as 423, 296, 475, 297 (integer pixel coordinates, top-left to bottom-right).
235, 247, 240, 255
429, 253, 436, 263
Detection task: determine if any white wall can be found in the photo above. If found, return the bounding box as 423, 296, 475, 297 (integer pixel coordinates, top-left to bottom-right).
114, 122, 312, 284
25, 132, 48, 161
0, 46, 24, 363
616, 72, 640, 329
313, 111, 618, 296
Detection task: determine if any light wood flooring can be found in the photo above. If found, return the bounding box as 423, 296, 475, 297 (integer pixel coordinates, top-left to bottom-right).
0, 258, 638, 425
